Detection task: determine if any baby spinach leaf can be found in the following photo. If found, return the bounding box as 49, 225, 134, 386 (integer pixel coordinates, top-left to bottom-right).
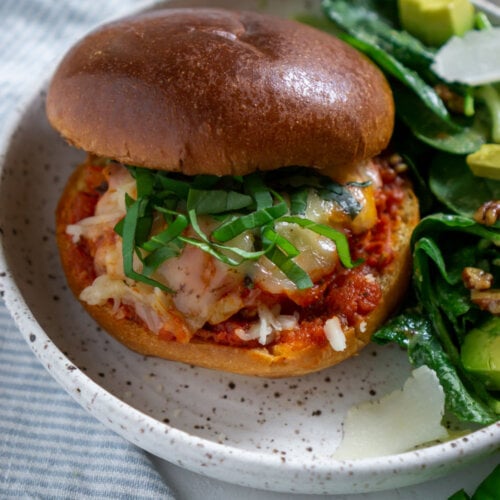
471, 464, 500, 500
430, 153, 500, 223
411, 213, 500, 246
394, 84, 487, 154
412, 216, 500, 419
374, 311, 497, 424
407, 319, 497, 425
375, 214, 500, 424
372, 310, 423, 349
319, 0, 492, 153
321, 0, 435, 70
448, 464, 500, 499
339, 33, 452, 123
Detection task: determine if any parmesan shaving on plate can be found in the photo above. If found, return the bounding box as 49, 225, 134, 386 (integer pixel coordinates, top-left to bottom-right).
324, 316, 346, 351
432, 28, 500, 85
333, 366, 448, 459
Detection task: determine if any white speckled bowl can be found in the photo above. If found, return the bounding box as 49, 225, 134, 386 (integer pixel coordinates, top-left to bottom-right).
0, 0, 499, 495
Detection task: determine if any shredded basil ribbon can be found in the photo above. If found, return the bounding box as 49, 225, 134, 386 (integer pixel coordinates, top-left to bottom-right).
114, 166, 366, 292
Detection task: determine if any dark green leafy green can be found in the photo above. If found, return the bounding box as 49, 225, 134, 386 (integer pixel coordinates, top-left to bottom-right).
316, 0, 500, 426
318, 0, 493, 154
321, 0, 434, 70
375, 214, 500, 424
448, 492, 469, 500
394, 83, 487, 154
471, 464, 500, 500
374, 313, 497, 424
429, 153, 500, 223
339, 33, 452, 123
448, 464, 500, 500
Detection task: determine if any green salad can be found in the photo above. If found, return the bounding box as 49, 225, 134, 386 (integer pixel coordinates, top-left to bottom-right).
300, 0, 500, 426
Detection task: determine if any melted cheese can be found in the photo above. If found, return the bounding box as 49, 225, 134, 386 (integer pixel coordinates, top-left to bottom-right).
80, 275, 192, 342
155, 243, 247, 331
67, 164, 136, 244
252, 220, 338, 294
68, 163, 379, 340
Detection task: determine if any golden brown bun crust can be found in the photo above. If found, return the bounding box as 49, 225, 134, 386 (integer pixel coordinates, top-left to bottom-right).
46, 8, 394, 178
56, 162, 418, 378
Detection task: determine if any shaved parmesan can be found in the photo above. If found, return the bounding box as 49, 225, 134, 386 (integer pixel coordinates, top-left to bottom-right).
234, 305, 298, 345
324, 316, 346, 351
432, 28, 500, 85
333, 366, 448, 459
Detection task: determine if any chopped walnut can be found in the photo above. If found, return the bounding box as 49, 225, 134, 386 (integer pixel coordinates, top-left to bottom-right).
474, 200, 500, 227
471, 289, 500, 315
434, 84, 465, 114
462, 267, 494, 291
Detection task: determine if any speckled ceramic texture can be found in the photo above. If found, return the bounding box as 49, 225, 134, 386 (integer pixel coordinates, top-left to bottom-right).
0, 0, 499, 494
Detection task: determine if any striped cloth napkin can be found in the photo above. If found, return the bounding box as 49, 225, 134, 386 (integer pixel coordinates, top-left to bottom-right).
0, 0, 175, 497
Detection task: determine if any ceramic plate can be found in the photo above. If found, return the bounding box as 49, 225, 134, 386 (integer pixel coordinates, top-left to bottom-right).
0, 0, 499, 495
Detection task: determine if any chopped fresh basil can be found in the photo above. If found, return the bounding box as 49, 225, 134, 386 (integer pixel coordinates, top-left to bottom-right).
115, 166, 367, 291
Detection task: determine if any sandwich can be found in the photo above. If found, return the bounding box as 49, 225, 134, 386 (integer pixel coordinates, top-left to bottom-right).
47, 7, 419, 377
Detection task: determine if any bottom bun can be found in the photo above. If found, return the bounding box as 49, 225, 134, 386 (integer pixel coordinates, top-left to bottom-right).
56, 160, 419, 378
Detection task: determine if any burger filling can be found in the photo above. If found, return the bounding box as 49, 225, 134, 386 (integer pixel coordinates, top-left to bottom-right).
63, 156, 407, 351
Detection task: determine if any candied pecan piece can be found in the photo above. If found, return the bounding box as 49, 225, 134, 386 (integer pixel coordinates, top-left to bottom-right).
470, 289, 500, 315
462, 267, 494, 291
474, 200, 500, 226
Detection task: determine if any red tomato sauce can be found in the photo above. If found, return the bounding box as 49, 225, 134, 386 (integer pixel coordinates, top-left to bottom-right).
64, 157, 407, 349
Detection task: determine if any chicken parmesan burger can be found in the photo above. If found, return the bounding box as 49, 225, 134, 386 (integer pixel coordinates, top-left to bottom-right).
47, 8, 419, 377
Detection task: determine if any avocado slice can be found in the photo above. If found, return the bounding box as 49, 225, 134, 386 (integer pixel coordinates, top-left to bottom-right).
398, 0, 475, 46
461, 317, 500, 390
467, 144, 500, 180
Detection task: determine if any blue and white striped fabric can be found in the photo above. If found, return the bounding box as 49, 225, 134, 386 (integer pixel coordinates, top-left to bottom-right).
0, 1, 175, 497
0, 308, 174, 498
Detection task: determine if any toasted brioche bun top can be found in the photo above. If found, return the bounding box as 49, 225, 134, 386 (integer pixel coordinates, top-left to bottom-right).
46, 8, 394, 178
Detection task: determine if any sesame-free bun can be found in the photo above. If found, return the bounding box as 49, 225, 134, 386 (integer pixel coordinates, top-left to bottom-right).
56, 161, 418, 378
50, 8, 417, 377
46, 8, 394, 178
